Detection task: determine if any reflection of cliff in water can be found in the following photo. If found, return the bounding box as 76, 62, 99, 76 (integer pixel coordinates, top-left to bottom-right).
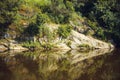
0, 49, 120, 80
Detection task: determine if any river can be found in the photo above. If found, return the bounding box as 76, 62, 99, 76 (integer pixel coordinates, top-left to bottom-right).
0, 49, 120, 80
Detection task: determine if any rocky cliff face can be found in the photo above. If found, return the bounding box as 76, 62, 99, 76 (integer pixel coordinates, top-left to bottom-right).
70, 30, 113, 49
54, 30, 114, 50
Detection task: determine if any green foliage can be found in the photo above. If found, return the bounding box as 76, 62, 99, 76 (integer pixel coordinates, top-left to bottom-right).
87, 20, 98, 30
66, 40, 72, 47
41, 43, 54, 50
0, 0, 21, 25
38, 0, 73, 23
22, 41, 40, 48
75, 0, 120, 46
24, 12, 50, 36
93, 0, 117, 29
0, 0, 22, 37
34, 0, 51, 7
38, 26, 54, 41
24, 23, 39, 36
58, 25, 72, 38
36, 13, 50, 26
96, 28, 106, 40
79, 44, 90, 48
79, 44, 93, 50
1, 0, 120, 46
65, 1, 74, 11
87, 19, 106, 40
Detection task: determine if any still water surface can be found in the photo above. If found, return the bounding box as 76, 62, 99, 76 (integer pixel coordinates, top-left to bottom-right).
0, 49, 120, 80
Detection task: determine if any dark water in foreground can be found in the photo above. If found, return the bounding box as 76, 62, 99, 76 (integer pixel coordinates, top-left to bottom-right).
0, 49, 120, 80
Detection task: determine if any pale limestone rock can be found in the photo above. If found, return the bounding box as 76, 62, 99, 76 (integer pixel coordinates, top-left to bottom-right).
0, 45, 8, 52
9, 43, 28, 51
56, 43, 71, 50
70, 42, 80, 50
68, 30, 114, 49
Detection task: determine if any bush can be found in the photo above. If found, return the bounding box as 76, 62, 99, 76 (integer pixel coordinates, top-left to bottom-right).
41, 43, 54, 50
38, 26, 54, 41
66, 40, 72, 47
24, 23, 39, 36
23, 13, 50, 36
22, 41, 40, 48
79, 44, 90, 48
79, 44, 93, 50
87, 19, 98, 30
36, 13, 50, 26
58, 25, 72, 38
96, 28, 106, 40
38, 0, 72, 24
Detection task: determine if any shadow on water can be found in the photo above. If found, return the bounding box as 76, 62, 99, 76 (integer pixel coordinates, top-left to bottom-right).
0, 49, 120, 80
76, 49, 120, 80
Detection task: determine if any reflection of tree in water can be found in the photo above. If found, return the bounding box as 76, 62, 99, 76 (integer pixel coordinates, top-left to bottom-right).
0, 53, 41, 80
0, 56, 13, 80
24, 51, 70, 80
14, 54, 42, 80
20, 49, 114, 80
0, 49, 120, 80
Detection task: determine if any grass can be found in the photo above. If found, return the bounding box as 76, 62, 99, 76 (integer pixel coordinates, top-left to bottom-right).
21, 41, 41, 49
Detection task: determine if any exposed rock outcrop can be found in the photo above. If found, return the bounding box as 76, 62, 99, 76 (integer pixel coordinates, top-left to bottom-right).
0, 40, 28, 52
0, 45, 8, 52
37, 30, 114, 50
67, 30, 114, 50
55, 43, 71, 50
9, 42, 28, 51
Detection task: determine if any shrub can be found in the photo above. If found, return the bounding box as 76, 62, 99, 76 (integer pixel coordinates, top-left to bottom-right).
58, 25, 72, 38
79, 44, 90, 48
87, 19, 98, 31
38, 26, 54, 41
23, 13, 50, 36
22, 41, 40, 48
66, 40, 72, 47
41, 43, 54, 50
66, 1, 74, 11
79, 44, 93, 50
96, 28, 106, 40
36, 13, 50, 26
24, 23, 39, 36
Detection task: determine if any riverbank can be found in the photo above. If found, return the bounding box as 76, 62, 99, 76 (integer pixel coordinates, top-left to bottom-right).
0, 30, 114, 53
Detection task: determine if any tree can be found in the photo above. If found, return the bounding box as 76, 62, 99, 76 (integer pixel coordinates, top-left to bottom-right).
0, 0, 21, 25
0, 0, 21, 37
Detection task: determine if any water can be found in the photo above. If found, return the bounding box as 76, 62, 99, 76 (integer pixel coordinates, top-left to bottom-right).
0, 49, 120, 80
